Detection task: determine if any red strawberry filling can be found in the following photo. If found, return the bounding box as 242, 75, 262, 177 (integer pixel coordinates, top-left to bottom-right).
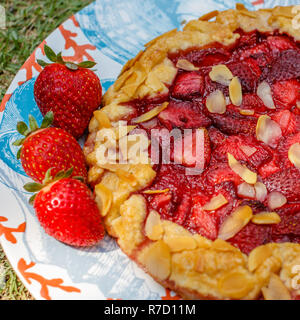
124, 30, 300, 255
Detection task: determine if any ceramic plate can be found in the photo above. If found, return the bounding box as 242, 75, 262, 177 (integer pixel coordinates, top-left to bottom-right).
0, 0, 298, 300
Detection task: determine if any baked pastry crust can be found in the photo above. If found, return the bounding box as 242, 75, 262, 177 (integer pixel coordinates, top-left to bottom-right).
84, 4, 300, 300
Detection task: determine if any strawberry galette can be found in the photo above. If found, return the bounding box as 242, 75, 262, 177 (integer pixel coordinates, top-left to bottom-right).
84, 5, 300, 300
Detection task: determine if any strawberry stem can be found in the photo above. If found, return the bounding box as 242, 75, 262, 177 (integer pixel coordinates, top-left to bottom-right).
37, 45, 97, 70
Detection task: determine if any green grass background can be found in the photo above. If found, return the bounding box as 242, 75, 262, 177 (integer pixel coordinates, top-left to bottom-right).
0, 0, 93, 300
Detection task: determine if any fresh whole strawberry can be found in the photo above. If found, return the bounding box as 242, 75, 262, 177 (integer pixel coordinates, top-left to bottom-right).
34, 45, 102, 138
13, 112, 87, 183
24, 169, 105, 247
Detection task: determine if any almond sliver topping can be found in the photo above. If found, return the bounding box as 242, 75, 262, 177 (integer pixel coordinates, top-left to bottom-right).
209, 64, 233, 86
237, 182, 256, 199
227, 153, 257, 184
256, 115, 282, 148
251, 212, 281, 224
143, 188, 170, 194
94, 110, 111, 128
94, 183, 113, 217
229, 77, 243, 106
267, 191, 287, 210
288, 142, 300, 168
239, 109, 254, 116
257, 81, 275, 109
262, 274, 291, 300
254, 182, 268, 202
206, 90, 226, 114
176, 59, 199, 71
218, 205, 253, 240
132, 102, 169, 123
145, 210, 164, 241
203, 194, 228, 211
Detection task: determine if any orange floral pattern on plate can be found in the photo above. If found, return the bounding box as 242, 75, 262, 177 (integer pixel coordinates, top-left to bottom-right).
0, 217, 26, 244
18, 258, 81, 300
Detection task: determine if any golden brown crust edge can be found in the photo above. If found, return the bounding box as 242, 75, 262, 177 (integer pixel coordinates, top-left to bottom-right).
84, 4, 300, 300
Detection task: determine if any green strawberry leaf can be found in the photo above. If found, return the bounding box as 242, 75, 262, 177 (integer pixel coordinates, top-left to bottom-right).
65, 62, 78, 71
28, 115, 39, 132
72, 176, 85, 182
16, 121, 29, 135
23, 182, 43, 192
41, 111, 54, 128
56, 52, 64, 64
12, 138, 25, 146
29, 194, 37, 205
44, 45, 57, 63
37, 59, 50, 67
65, 167, 74, 178
43, 168, 54, 185
16, 147, 22, 160
54, 169, 66, 180
78, 61, 97, 68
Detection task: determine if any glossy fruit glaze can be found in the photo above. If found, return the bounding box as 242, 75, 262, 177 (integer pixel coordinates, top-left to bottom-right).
126, 30, 300, 254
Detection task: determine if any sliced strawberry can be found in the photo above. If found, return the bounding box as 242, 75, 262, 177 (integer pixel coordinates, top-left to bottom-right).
271, 204, 300, 238
228, 222, 271, 254
264, 167, 300, 201
212, 135, 272, 169
171, 71, 204, 99
158, 100, 211, 129
210, 109, 257, 136
267, 49, 300, 82
244, 58, 262, 78
272, 110, 299, 136
258, 157, 280, 179
185, 201, 218, 240
182, 47, 230, 67
267, 35, 297, 53
204, 162, 242, 187
240, 43, 271, 68
240, 93, 266, 113
227, 61, 258, 92
207, 127, 227, 149
173, 193, 192, 225
272, 79, 300, 109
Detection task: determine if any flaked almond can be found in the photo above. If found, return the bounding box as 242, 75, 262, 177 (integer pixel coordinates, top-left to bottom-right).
237, 182, 256, 199
240, 145, 257, 157
228, 153, 257, 184
257, 81, 275, 109
143, 188, 170, 194
288, 142, 300, 168
262, 274, 291, 300
176, 59, 199, 71
218, 270, 254, 299
239, 109, 254, 116
297, 101, 300, 109
94, 183, 113, 217
94, 110, 111, 128
254, 182, 268, 202
267, 191, 287, 210
202, 194, 228, 211
218, 205, 253, 240
138, 241, 171, 281
248, 245, 273, 272
132, 102, 169, 123
206, 90, 226, 114
251, 212, 281, 224
145, 210, 164, 241
256, 115, 282, 148
229, 77, 242, 106
209, 64, 233, 86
